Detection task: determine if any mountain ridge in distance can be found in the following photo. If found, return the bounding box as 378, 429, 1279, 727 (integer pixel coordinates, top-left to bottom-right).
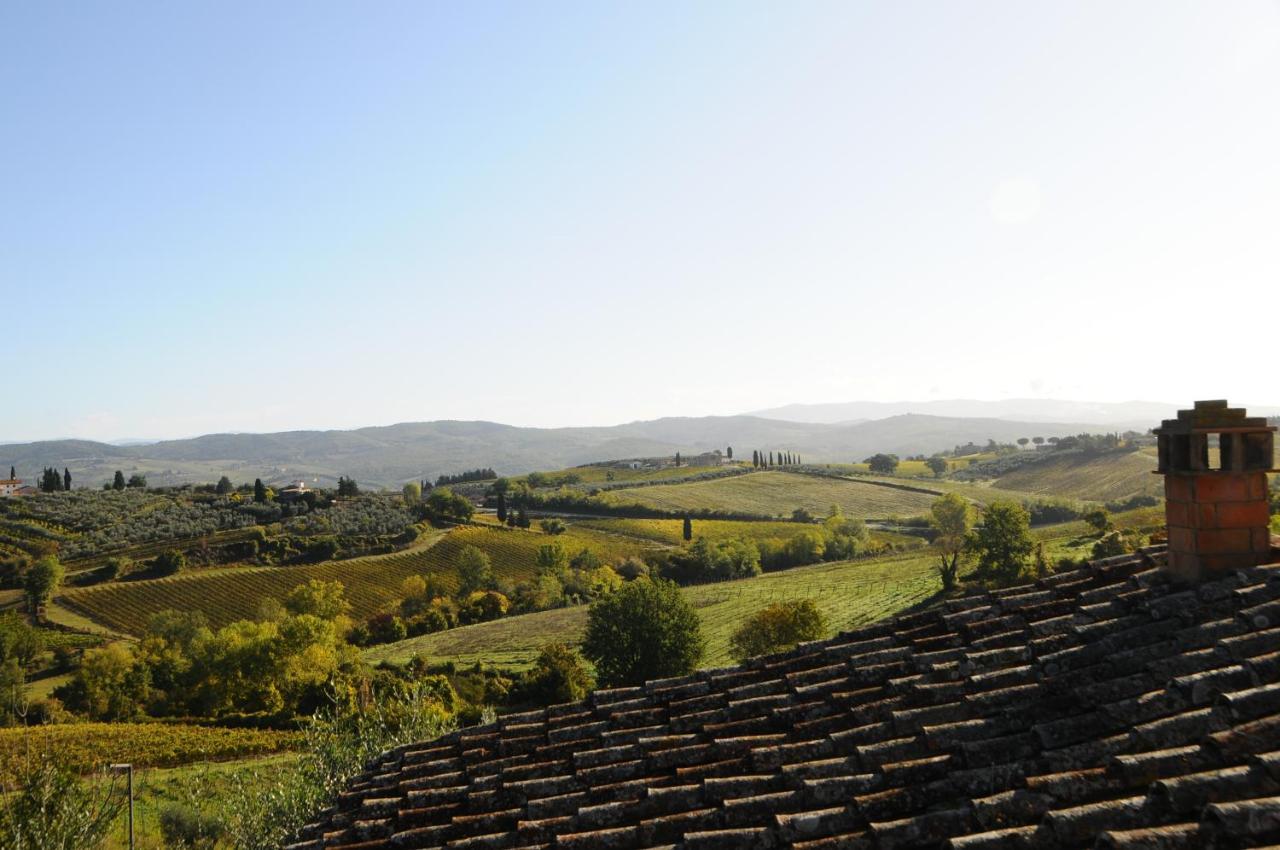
1, 411, 1165, 490
747, 398, 1280, 426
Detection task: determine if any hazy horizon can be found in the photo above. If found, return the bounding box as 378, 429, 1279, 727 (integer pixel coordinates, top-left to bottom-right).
4, 2, 1277, 442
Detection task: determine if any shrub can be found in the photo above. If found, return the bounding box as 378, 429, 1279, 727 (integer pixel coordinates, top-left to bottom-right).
365, 613, 408, 645
539, 518, 567, 535
516, 643, 594, 705
728, 599, 828, 662
153, 550, 186, 576
159, 801, 225, 849
581, 578, 704, 687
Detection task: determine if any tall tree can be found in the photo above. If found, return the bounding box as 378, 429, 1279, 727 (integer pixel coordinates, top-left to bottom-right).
253, 478, 267, 503
215, 476, 233, 495
581, 579, 704, 687
496, 492, 508, 523
63, 468, 71, 491
112, 471, 126, 491
682, 515, 693, 542
929, 493, 973, 591
726, 446, 733, 461
970, 500, 1035, 584
769, 452, 774, 467
675, 451, 682, 466
752, 450, 758, 468
8, 466, 14, 480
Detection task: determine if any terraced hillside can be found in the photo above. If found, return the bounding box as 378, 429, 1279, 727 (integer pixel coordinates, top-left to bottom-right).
599, 471, 939, 519
365, 550, 939, 669
59, 524, 652, 635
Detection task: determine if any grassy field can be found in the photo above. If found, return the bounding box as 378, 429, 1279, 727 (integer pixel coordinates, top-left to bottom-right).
993, 449, 1162, 502
98, 753, 299, 850
366, 549, 940, 670
60, 524, 652, 636
599, 471, 940, 519
524, 462, 753, 487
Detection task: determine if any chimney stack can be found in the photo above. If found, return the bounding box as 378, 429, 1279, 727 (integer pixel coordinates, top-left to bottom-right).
1156, 400, 1276, 581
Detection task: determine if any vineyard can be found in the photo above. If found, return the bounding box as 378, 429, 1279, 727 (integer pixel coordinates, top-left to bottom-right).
365, 549, 940, 670
0, 722, 300, 784
59, 524, 652, 635
599, 471, 940, 520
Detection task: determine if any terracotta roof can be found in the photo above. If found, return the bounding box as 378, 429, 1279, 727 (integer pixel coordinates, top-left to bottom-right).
288, 547, 1280, 849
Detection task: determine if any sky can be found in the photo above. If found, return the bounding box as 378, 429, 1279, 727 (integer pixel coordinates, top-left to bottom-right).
2, 2, 1279, 442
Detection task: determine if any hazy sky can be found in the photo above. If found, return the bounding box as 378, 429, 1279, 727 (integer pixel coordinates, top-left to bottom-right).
3, 2, 1278, 442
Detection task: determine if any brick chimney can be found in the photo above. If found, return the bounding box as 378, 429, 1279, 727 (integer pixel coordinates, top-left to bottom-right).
1156, 400, 1276, 581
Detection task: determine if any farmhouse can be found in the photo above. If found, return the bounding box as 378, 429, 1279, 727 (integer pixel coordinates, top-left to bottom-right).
290, 401, 1280, 850
684, 451, 724, 468
0, 477, 24, 498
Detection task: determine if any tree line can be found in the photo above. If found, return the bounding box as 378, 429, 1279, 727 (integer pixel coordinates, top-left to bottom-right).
750, 450, 801, 468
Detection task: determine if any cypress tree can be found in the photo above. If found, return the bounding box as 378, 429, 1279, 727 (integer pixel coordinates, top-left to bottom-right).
496, 492, 508, 522
726, 446, 733, 461
769, 452, 774, 467
675, 452, 682, 466
517, 507, 530, 528
113, 470, 126, 491
254, 478, 267, 503
682, 515, 693, 542
8, 466, 14, 480
64, 468, 71, 491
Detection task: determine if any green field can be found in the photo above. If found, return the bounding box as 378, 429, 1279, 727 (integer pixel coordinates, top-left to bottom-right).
526, 462, 752, 487
599, 471, 940, 519
60, 524, 652, 635
365, 550, 940, 670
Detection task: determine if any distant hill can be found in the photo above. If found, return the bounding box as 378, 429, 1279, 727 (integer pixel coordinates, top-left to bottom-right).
748, 398, 1280, 427
0, 413, 1139, 490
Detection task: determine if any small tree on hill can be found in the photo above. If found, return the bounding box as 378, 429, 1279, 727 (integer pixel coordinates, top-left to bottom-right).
126, 473, 147, 489
253, 478, 267, 503
1032, 437, 1045, 446
539, 518, 567, 535
930, 493, 973, 591
402, 482, 422, 504
728, 599, 827, 661
581, 578, 704, 687
866, 454, 899, 475
926, 456, 949, 477
456, 545, 494, 596
682, 516, 693, 542
1084, 508, 1112, 536
1017, 438, 1030, 448
216, 476, 233, 495
969, 500, 1034, 584
112, 471, 126, 491
24, 555, 64, 611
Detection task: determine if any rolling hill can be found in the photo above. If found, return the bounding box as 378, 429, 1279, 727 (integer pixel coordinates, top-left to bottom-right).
0, 414, 1112, 489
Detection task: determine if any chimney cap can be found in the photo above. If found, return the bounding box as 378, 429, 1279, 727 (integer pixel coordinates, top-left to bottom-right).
1153, 399, 1276, 435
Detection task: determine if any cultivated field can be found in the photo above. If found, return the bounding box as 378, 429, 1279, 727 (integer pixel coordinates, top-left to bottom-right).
59, 524, 652, 635
993, 449, 1162, 502
365, 550, 940, 670
0, 723, 300, 784
572, 517, 924, 550
599, 471, 939, 519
